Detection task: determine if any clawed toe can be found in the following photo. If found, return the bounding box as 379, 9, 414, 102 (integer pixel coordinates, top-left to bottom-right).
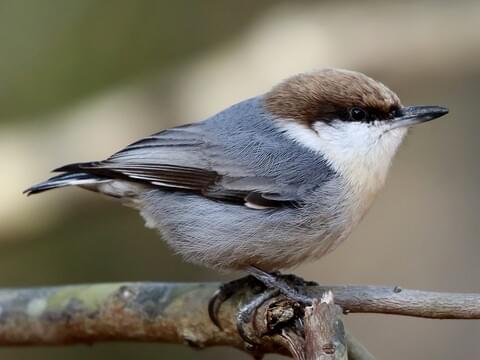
247, 267, 315, 305
236, 288, 280, 345
209, 269, 319, 351
208, 275, 264, 329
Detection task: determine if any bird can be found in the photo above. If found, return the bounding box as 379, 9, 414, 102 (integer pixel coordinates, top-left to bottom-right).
25, 68, 448, 328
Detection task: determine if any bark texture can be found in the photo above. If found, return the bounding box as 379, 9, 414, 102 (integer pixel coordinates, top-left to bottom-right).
0, 282, 478, 358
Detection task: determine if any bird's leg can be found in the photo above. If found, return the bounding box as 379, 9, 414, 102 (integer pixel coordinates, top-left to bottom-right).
209, 268, 318, 335
209, 269, 320, 350
208, 275, 265, 329
236, 288, 280, 345
246, 266, 316, 305
235, 269, 316, 346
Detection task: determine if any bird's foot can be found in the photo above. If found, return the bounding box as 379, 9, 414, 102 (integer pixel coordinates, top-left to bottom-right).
208, 268, 318, 347
246, 266, 317, 305
208, 275, 265, 329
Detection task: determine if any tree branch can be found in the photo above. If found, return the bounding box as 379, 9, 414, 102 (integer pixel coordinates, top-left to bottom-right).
345, 331, 376, 360
0, 282, 478, 357
319, 285, 480, 319
304, 292, 347, 360
273, 291, 347, 360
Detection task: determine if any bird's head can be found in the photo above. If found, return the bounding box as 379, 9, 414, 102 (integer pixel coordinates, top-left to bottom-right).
265, 68, 448, 191
265, 68, 448, 133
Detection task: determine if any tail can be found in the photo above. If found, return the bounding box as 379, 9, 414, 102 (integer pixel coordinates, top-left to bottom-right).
24, 172, 106, 196
24, 162, 144, 200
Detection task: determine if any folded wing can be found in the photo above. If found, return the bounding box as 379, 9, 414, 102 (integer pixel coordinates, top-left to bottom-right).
48, 124, 302, 209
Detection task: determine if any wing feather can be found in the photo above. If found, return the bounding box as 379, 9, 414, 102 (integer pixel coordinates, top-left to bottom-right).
54, 125, 302, 208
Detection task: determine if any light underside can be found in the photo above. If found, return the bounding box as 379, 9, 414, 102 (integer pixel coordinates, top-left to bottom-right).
277, 119, 407, 198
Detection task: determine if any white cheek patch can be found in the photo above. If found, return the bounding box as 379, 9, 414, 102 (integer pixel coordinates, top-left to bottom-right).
276, 119, 407, 194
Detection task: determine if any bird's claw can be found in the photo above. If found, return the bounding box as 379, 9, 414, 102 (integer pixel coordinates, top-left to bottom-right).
209, 270, 318, 351
208, 275, 264, 330
236, 288, 280, 345
247, 267, 317, 305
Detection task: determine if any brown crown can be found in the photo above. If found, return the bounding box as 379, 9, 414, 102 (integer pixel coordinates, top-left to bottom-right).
264, 68, 401, 125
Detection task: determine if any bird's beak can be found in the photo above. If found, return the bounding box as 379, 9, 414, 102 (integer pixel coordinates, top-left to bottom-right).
390, 105, 449, 129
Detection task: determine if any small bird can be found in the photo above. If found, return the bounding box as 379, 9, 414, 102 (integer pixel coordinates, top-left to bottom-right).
25, 68, 447, 282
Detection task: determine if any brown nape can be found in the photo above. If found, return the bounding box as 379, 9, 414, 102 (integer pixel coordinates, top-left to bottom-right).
264, 68, 401, 126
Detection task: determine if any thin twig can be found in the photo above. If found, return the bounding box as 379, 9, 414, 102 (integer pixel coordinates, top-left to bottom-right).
345, 331, 376, 360
317, 285, 480, 319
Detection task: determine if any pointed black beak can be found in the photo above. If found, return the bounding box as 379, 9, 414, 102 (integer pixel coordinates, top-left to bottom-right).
391, 105, 449, 129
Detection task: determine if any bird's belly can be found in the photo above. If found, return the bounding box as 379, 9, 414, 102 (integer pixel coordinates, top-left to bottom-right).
139, 186, 370, 272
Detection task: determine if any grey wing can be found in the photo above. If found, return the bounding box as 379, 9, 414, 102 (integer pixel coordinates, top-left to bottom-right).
53, 123, 302, 209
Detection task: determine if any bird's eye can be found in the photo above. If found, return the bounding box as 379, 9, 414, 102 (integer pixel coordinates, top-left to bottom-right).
350, 107, 367, 121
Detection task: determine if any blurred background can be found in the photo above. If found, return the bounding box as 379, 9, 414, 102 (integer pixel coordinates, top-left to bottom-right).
0, 0, 479, 359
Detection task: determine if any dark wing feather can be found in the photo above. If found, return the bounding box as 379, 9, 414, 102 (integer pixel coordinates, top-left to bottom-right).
54, 161, 299, 208
53, 125, 301, 208
55, 162, 219, 191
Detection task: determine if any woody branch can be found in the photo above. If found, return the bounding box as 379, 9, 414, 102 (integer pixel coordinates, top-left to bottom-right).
0, 282, 478, 358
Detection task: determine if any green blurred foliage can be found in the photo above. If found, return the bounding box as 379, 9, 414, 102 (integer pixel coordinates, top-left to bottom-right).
0, 0, 286, 122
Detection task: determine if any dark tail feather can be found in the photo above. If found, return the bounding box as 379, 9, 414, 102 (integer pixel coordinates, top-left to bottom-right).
24, 172, 102, 196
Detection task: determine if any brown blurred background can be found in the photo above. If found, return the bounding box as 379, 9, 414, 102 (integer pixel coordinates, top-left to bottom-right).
1, 0, 479, 359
